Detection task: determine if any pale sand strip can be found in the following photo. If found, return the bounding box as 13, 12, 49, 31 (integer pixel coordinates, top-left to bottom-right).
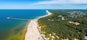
25, 10, 52, 40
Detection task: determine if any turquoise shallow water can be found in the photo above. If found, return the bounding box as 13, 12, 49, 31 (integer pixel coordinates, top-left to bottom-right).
0, 9, 46, 40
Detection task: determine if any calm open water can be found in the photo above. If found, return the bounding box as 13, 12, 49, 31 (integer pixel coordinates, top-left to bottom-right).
0, 9, 46, 40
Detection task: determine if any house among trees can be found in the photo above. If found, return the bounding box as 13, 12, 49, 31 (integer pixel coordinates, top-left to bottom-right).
69, 21, 80, 25
68, 11, 86, 18
58, 15, 65, 20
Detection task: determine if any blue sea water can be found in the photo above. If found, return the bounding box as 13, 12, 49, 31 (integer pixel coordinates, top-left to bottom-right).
0, 9, 46, 40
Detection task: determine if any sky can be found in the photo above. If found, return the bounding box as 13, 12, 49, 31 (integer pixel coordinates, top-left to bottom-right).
0, 0, 87, 9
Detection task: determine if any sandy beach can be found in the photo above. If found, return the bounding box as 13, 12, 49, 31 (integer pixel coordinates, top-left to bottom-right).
25, 10, 52, 40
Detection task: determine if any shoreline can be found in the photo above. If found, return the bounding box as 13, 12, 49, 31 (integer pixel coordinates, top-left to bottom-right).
25, 10, 52, 40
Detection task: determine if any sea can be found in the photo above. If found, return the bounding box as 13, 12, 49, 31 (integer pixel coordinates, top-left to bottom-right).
0, 9, 46, 40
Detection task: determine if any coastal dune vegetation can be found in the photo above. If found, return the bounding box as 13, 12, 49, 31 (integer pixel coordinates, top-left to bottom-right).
38, 10, 87, 40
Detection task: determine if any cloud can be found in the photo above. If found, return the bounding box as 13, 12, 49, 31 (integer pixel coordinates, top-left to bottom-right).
0, 0, 87, 9
65, 0, 87, 4
32, 0, 87, 5
27, 0, 87, 9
